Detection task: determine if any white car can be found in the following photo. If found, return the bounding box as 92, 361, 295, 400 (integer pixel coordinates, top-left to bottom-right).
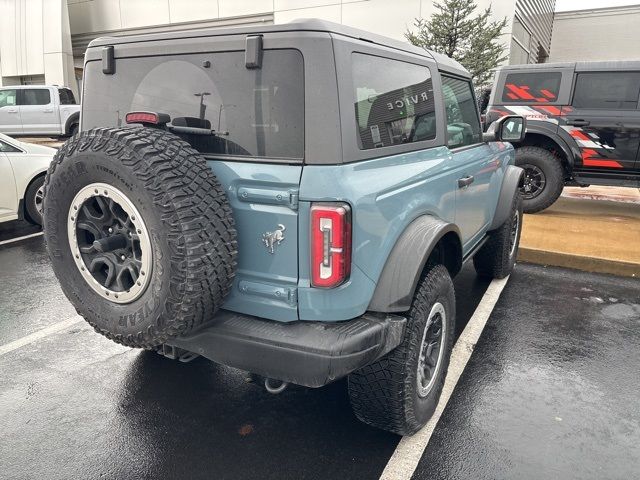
0, 133, 55, 226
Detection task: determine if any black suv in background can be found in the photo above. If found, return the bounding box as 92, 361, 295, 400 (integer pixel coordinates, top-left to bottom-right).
486, 62, 640, 212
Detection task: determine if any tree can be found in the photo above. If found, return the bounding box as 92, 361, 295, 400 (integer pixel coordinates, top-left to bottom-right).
405, 0, 508, 87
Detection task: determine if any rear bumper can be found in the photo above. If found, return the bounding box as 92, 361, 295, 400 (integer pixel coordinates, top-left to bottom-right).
167, 311, 406, 388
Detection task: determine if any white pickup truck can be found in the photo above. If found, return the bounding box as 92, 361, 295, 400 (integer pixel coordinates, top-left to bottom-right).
0, 85, 80, 137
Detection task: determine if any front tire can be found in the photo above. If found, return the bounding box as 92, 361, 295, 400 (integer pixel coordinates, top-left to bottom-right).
516, 146, 564, 213
348, 264, 455, 436
24, 175, 45, 226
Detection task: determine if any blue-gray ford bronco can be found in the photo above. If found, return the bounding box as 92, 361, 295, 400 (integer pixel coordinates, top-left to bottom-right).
44, 20, 525, 435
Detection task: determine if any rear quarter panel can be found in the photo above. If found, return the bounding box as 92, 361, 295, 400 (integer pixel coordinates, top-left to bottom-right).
298, 146, 455, 321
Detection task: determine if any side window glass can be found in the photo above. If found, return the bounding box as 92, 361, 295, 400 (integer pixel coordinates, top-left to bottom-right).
0, 140, 21, 153
441, 76, 481, 149
20, 89, 51, 106
572, 72, 640, 109
501, 72, 562, 103
0, 89, 17, 108
351, 53, 436, 150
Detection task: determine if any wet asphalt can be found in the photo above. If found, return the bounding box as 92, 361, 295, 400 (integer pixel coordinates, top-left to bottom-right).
1, 219, 639, 479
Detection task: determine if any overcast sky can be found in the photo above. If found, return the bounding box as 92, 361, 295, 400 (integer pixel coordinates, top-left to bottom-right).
555, 0, 640, 11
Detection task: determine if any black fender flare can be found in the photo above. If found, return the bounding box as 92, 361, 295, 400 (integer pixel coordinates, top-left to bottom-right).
64, 112, 80, 135
368, 216, 462, 313
489, 165, 524, 231
525, 121, 578, 168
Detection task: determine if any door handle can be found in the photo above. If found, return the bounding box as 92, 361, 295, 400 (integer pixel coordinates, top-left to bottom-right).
458, 175, 474, 188
7, 109, 18, 113
43, 109, 53, 113
566, 119, 590, 127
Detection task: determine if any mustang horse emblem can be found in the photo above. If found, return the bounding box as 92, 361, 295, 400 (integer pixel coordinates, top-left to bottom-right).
262, 224, 286, 254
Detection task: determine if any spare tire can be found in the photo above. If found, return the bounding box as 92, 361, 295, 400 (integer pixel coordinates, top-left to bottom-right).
43, 127, 237, 348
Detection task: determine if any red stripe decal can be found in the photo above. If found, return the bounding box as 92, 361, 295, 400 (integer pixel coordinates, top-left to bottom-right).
570, 130, 591, 141
581, 149, 623, 168
536, 98, 549, 103
507, 93, 518, 100
505, 83, 536, 100
540, 89, 556, 99
538, 106, 562, 115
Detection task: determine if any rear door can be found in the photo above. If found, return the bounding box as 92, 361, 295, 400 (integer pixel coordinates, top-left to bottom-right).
442, 75, 497, 248
0, 89, 22, 135
19, 88, 60, 135
564, 70, 640, 173
81, 45, 305, 321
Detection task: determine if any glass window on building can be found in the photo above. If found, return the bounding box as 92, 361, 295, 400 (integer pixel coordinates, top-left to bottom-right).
572, 72, 640, 109
509, 39, 530, 66
512, 17, 532, 50
351, 53, 436, 150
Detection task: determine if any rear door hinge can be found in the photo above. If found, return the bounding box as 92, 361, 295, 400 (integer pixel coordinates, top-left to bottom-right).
288, 191, 299, 210
237, 186, 299, 211
238, 280, 298, 306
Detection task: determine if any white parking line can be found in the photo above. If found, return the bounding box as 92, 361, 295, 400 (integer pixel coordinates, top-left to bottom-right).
380, 276, 510, 480
0, 316, 83, 357
0, 231, 44, 246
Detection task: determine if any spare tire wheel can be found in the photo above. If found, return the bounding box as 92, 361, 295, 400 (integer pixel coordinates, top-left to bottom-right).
43, 127, 238, 349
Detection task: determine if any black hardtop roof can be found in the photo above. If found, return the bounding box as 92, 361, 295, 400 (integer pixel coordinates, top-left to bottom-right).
87, 18, 469, 78
497, 60, 640, 72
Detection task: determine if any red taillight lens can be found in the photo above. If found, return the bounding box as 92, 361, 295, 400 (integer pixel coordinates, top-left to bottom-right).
310, 203, 352, 288
125, 111, 160, 124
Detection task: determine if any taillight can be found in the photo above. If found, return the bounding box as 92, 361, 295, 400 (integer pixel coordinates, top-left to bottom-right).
310, 203, 352, 288
125, 111, 170, 125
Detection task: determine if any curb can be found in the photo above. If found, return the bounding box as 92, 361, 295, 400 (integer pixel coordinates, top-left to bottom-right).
518, 247, 640, 279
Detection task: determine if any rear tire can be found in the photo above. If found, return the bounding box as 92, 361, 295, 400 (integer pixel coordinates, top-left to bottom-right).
44, 127, 238, 349
515, 146, 564, 213
348, 264, 455, 436
68, 123, 78, 137
473, 193, 523, 279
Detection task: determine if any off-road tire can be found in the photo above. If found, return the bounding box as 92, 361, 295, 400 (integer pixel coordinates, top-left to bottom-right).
24, 175, 45, 226
473, 193, 523, 279
515, 146, 564, 213
348, 264, 455, 436
43, 127, 237, 349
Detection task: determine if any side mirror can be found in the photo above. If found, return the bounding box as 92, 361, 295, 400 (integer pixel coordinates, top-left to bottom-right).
482, 115, 526, 143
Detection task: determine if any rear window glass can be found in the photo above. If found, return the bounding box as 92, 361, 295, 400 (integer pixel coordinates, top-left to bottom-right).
352, 53, 436, 150
572, 72, 640, 109
83, 50, 304, 160
501, 72, 562, 103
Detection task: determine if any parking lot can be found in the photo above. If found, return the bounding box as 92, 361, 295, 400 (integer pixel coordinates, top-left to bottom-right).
1, 219, 638, 480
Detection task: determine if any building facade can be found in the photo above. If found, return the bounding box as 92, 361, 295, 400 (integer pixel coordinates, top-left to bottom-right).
550, 4, 640, 62
0, 0, 557, 97
0, 0, 77, 97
